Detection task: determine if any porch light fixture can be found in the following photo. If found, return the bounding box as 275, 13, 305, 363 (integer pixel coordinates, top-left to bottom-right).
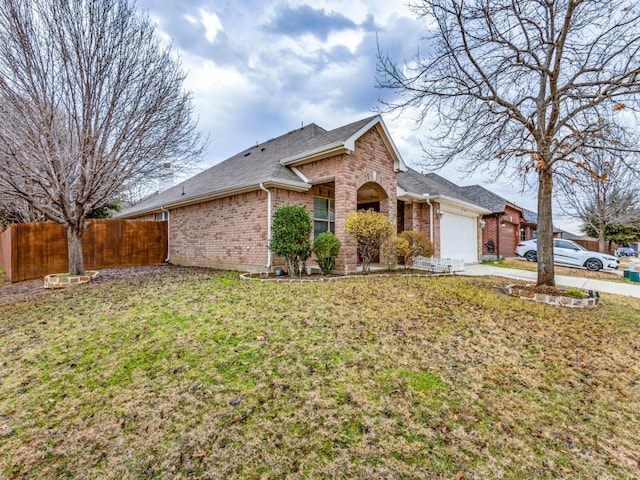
480, 219, 486, 228
436, 208, 443, 217
501, 222, 506, 228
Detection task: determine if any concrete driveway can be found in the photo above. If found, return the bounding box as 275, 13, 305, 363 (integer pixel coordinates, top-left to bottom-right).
461, 264, 640, 298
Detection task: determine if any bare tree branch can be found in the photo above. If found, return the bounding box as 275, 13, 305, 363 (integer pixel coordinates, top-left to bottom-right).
556, 144, 640, 251
377, 0, 640, 286
0, 0, 205, 274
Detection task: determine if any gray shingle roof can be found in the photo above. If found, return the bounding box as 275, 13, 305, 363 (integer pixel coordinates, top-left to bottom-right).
521, 208, 538, 224
397, 168, 480, 205
458, 185, 510, 213
119, 115, 380, 217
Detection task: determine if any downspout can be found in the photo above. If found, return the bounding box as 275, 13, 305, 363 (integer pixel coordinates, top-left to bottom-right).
259, 183, 272, 269
495, 213, 500, 260
160, 205, 170, 262
422, 194, 434, 244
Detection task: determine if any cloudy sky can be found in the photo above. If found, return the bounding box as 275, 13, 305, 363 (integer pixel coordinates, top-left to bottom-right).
134, 0, 577, 232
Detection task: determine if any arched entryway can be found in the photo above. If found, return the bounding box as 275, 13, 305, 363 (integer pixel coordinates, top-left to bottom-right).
355, 182, 391, 265
356, 181, 389, 214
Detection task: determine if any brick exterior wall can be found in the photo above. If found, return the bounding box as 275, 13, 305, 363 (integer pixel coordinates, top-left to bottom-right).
169, 190, 270, 271
481, 204, 535, 258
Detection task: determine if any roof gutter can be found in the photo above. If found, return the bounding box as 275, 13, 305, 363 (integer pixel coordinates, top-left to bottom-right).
259, 183, 272, 270
426, 194, 492, 214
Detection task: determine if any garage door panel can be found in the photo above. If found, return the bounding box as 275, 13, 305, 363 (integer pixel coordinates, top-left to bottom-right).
440, 213, 477, 263
501, 224, 518, 257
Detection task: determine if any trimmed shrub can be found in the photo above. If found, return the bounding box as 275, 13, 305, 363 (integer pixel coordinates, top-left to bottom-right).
345, 209, 393, 273
400, 230, 434, 266
312, 231, 341, 275
269, 204, 312, 277
381, 236, 410, 271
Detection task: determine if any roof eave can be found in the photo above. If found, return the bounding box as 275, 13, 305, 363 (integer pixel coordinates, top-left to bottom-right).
279, 143, 349, 167
345, 116, 407, 172
280, 116, 408, 172
397, 187, 490, 213
428, 194, 492, 214
118, 179, 310, 218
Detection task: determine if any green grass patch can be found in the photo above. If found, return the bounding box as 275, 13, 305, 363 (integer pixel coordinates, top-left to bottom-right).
1, 268, 639, 479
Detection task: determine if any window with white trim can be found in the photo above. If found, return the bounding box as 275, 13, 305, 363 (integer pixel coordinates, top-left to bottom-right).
155, 211, 168, 221
313, 197, 335, 239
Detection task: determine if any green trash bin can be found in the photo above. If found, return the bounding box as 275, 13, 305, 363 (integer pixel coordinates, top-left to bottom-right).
630, 271, 640, 282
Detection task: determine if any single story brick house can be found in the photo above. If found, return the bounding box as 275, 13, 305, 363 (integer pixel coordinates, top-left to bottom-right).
119, 115, 489, 272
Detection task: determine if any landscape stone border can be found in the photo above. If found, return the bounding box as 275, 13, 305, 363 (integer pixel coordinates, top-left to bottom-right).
44, 271, 98, 289
239, 271, 451, 283
505, 283, 599, 308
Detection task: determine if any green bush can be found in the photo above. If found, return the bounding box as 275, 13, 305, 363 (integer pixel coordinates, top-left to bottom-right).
345, 209, 393, 273
399, 230, 434, 267
312, 231, 341, 275
269, 204, 312, 277
381, 236, 410, 270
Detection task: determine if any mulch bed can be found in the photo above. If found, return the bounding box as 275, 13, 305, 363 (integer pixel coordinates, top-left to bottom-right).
0, 264, 177, 306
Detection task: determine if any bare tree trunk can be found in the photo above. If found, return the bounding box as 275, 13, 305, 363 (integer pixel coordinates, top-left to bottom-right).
537, 169, 555, 287
598, 218, 607, 253
67, 226, 86, 275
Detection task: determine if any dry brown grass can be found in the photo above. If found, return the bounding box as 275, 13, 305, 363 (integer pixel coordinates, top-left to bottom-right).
1, 267, 639, 479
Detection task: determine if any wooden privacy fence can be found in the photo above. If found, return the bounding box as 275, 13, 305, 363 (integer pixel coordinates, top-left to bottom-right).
0, 219, 167, 283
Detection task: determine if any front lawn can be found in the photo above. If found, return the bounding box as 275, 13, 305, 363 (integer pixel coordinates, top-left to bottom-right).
1, 268, 639, 478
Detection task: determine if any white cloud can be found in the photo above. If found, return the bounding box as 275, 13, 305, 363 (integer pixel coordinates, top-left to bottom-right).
135, 0, 547, 213
199, 9, 223, 43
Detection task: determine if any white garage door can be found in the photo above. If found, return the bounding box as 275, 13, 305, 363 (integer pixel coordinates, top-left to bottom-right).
440, 213, 478, 263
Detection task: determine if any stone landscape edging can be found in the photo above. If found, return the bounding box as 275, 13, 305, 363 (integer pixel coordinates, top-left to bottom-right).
44, 271, 98, 289
505, 283, 599, 308
238, 271, 451, 283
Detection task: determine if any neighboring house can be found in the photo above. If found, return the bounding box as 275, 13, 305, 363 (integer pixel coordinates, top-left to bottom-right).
459, 186, 538, 259
119, 115, 488, 272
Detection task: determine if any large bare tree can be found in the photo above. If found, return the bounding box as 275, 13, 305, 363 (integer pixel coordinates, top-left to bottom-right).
557, 148, 640, 253
0, 194, 44, 229
0, 0, 204, 274
378, 0, 640, 286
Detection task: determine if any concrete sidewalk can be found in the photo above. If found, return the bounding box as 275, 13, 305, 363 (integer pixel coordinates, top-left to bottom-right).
461, 264, 640, 298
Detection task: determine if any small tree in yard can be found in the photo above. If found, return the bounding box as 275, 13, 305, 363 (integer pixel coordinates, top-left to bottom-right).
0, 0, 204, 275
270, 205, 312, 277
400, 231, 434, 267
312, 231, 341, 275
345, 209, 393, 274
381, 236, 410, 271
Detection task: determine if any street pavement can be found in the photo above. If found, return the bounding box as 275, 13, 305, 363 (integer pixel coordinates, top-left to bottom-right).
461, 264, 640, 299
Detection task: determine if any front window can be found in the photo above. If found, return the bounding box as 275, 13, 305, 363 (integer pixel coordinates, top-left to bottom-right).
314, 197, 335, 238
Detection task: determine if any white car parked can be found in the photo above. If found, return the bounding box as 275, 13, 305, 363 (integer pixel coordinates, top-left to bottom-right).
515, 239, 620, 271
